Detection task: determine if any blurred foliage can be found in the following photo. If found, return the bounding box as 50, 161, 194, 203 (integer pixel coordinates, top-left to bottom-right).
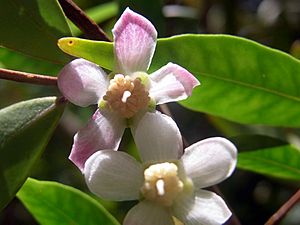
0, 0, 300, 225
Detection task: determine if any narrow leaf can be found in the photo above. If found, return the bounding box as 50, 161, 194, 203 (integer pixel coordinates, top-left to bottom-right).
17, 178, 120, 225
58, 37, 114, 70
0, 97, 65, 211
0, 0, 71, 64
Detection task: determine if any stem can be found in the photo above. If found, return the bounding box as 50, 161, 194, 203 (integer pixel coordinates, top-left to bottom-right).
265, 189, 300, 225
58, 0, 111, 41
158, 104, 241, 225
0, 68, 57, 86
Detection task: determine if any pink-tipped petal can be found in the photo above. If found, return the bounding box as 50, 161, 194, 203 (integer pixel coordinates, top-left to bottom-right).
69, 109, 126, 172
58, 58, 109, 107
131, 111, 183, 163
112, 8, 157, 74
124, 201, 174, 225
173, 190, 232, 225
149, 63, 200, 104
84, 150, 143, 201
182, 137, 237, 189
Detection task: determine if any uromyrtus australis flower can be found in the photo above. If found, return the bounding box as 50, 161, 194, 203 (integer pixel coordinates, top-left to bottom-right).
58, 8, 199, 171
84, 120, 237, 225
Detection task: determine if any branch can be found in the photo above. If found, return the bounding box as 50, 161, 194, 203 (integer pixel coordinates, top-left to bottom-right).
265, 189, 300, 225
0, 68, 57, 86
58, 0, 111, 41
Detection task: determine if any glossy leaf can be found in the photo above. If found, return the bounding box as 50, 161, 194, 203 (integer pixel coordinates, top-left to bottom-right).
0, 0, 71, 64
152, 35, 300, 127
17, 178, 120, 225
237, 145, 300, 180
0, 97, 65, 211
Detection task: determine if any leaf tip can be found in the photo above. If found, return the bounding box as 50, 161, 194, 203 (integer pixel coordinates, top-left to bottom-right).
57, 37, 78, 53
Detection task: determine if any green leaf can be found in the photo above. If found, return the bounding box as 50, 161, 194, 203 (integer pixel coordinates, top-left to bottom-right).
237, 145, 300, 180
0, 0, 71, 64
152, 35, 300, 127
0, 47, 62, 75
56, 34, 300, 127
0, 97, 65, 211
69, 2, 118, 36
58, 37, 114, 70
232, 134, 287, 151
17, 178, 120, 225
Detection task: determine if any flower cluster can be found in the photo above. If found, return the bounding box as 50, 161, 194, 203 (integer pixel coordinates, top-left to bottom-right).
58, 8, 237, 225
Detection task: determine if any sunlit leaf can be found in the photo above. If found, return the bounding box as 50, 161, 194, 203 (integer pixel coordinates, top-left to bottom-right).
152, 35, 300, 127
17, 178, 120, 225
0, 0, 71, 64
58, 37, 114, 70
0, 97, 65, 211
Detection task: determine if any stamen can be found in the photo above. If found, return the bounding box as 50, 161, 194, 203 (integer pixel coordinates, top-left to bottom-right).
141, 162, 184, 206
102, 75, 150, 118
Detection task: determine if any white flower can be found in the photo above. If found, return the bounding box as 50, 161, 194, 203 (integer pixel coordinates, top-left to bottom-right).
57, 8, 199, 171
84, 116, 237, 225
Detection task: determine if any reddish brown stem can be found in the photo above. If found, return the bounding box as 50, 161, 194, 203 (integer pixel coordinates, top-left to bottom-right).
0, 68, 57, 86
265, 189, 300, 225
58, 0, 111, 41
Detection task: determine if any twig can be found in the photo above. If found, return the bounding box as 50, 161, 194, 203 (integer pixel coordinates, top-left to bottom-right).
158, 104, 241, 225
265, 189, 300, 225
0, 68, 57, 86
58, 0, 111, 41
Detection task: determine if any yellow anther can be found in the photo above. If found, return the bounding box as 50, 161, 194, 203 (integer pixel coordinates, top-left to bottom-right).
102, 75, 150, 118
141, 162, 184, 206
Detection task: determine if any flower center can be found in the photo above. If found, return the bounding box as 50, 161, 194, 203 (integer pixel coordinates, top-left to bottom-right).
102, 74, 150, 118
141, 162, 184, 206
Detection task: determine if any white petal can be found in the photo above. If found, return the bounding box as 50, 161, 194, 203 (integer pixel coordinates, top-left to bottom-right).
131, 111, 183, 163
149, 63, 200, 104
112, 8, 157, 74
173, 190, 232, 225
182, 137, 237, 189
124, 201, 174, 225
84, 150, 143, 201
58, 58, 109, 107
69, 109, 126, 172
